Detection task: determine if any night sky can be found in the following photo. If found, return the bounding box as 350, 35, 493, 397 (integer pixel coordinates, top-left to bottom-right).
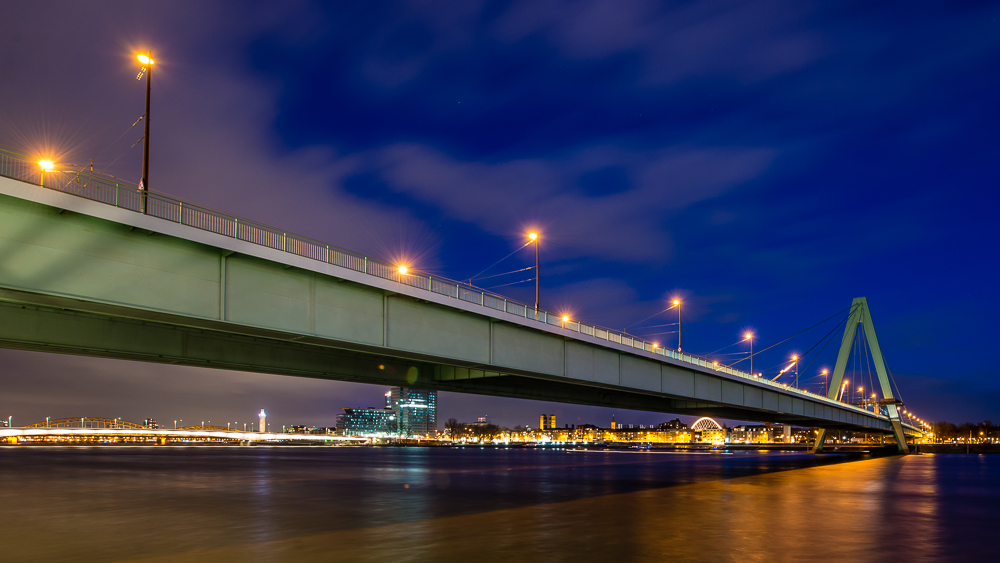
1, 1, 998, 430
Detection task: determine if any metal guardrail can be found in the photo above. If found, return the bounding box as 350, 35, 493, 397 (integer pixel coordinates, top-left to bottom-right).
0, 147, 893, 421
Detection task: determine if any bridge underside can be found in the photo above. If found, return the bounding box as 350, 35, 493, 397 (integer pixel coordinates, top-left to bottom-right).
0, 290, 884, 432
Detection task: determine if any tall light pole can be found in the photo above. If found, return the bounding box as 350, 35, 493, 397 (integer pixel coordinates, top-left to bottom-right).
674, 300, 682, 352
745, 333, 754, 375
137, 52, 154, 214
821, 369, 828, 395
529, 232, 539, 312
791, 355, 798, 388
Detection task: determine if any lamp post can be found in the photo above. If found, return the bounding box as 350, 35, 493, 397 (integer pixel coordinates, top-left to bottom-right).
529, 232, 539, 312
791, 355, 798, 388
821, 369, 828, 396
674, 300, 682, 352
745, 333, 754, 375
136, 52, 154, 214
38, 159, 54, 187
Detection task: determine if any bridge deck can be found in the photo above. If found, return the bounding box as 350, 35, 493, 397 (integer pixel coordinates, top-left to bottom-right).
0, 171, 919, 434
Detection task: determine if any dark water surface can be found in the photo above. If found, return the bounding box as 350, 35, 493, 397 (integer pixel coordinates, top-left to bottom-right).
0, 446, 995, 562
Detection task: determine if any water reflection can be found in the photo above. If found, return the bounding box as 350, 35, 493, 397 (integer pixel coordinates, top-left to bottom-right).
0, 447, 993, 562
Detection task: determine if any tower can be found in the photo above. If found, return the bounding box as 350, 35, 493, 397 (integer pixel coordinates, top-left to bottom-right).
258, 408, 266, 433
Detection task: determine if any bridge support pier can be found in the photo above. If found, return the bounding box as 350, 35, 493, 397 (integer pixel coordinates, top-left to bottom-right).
812, 429, 827, 453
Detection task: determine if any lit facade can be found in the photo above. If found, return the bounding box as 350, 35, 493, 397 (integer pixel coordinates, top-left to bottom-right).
337, 408, 397, 436
389, 387, 437, 436
539, 414, 556, 430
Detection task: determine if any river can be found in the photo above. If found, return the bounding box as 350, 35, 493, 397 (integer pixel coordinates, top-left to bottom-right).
0, 446, 994, 562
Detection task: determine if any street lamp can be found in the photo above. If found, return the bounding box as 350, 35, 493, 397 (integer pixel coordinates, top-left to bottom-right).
38, 159, 54, 187
821, 369, 828, 396
838, 380, 849, 402
529, 232, 539, 311
791, 355, 799, 388
673, 299, 682, 352
136, 51, 154, 213
745, 333, 754, 375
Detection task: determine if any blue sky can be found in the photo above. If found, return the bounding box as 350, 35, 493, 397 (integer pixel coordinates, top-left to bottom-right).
1, 1, 998, 428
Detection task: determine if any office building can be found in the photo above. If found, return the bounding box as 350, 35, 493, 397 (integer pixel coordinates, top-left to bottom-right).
337, 408, 397, 436
390, 387, 437, 436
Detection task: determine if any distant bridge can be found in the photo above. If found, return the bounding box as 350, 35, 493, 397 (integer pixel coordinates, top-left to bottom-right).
691, 417, 723, 431
0, 148, 921, 450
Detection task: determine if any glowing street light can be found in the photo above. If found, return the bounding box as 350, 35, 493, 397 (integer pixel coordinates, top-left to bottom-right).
397, 265, 408, 275
791, 355, 799, 389
136, 51, 155, 213
745, 333, 754, 375
529, 232, 540, 312
673, 299, 682, 352
38, 159, 54, 187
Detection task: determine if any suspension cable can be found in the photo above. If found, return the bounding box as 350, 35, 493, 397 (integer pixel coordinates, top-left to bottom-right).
469, 241, 533, 284
726, 304, 855, 368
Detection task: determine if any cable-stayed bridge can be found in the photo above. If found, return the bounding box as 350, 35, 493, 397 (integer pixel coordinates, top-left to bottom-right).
0, 148, 923, 452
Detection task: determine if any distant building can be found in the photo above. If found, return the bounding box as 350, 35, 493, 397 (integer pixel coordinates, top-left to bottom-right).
539, 414, 556, 430
258, 409, 266, 433
144, 418, 158, 429
731, 425, 773, 443
390, 387, 437, 436
338, 386, 437, 437
657, 418, 687, 430
337, 408, 397, 436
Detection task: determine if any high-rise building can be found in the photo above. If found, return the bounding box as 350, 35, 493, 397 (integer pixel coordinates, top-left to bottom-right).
258, 409, 266, 433
338, 387, 437, 437
390, 387, 437, 436
539, 414, 556, 430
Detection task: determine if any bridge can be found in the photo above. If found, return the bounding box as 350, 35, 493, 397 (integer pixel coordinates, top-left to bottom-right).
0, 147, 922, 451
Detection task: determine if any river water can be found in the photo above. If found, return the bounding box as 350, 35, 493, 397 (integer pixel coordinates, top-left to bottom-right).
0, 446, 995, 562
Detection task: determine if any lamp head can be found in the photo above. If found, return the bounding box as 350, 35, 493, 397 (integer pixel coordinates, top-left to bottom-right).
38, 159, 54, 171
397, 265, 408, 275
528, 232, 537, 241
137, 54, 154, 65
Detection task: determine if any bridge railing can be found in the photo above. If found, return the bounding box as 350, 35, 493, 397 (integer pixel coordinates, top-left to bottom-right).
0, 147, 882, 420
